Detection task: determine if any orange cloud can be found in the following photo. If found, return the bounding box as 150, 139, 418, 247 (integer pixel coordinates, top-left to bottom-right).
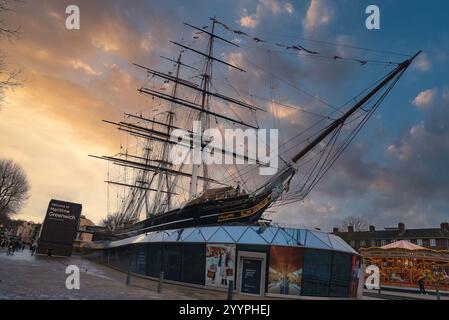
0, 0, 181, 224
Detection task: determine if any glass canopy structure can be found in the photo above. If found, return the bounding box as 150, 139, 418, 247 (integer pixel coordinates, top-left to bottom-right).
85, 225, 360, 298
87, 225, 357, 254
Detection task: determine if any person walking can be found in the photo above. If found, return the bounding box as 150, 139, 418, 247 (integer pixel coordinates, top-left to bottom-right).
418, 277, 428, 295
7, 243, 14, 255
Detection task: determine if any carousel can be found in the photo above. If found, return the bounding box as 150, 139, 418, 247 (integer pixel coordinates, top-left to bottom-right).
360, 240, 449, 292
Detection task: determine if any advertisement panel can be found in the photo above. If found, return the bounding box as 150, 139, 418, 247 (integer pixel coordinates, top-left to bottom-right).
267, 246, 304, 296
205, 244, 236, 287
37, 199, 82, 256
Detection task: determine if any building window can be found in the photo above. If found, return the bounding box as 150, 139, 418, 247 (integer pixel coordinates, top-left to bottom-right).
350, 240, 355, 248
430, 239, 436, 247
371, 240, 376, 247
417, 239, 423, 246
381, 240, 386, 246
360, 240, 366, 247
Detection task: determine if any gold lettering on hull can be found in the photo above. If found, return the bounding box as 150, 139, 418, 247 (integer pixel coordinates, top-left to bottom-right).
218, 195, 272, 222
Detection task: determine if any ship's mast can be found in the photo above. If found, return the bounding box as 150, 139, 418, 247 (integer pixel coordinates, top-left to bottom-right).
152, 53, 183, 215
189, 18, 216, 199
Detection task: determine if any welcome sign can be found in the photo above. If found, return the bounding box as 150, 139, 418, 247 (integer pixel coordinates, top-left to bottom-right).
37, 199, 82, 256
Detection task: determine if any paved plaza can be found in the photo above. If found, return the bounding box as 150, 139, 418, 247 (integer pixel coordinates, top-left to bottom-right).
0, 249, 272, 300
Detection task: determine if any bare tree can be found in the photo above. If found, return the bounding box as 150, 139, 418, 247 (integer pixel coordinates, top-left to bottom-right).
0, 0, 22, 108
0, 159, 29, 221
101, 211, 138, 232
340, 215, 369, 232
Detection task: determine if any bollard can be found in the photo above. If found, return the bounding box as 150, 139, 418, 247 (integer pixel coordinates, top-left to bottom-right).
227, 280, 234, 301
126, 267, 132, 285
436, 281, 441, 301
157, 271, 164, 293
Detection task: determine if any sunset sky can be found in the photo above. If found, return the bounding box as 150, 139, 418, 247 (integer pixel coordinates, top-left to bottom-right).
1, 0, 448, 230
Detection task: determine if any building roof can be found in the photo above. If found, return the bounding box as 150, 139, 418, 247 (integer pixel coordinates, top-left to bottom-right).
380, 240, 425, 250
86, 225, 357, 255
335, 226, 449, 241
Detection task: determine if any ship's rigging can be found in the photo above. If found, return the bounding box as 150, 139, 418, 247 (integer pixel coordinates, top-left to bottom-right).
90, 17, 420, 234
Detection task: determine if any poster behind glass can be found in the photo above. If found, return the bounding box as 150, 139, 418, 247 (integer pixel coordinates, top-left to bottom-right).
267, 246, 304, 296
205, 244, 236, 287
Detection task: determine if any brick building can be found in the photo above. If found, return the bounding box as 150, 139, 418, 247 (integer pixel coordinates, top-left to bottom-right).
12, 221, 41, 244
73, 215, 96, 253
333, 222, 449, 252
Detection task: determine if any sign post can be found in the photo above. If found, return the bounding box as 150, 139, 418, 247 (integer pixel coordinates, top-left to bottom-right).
36, 199, 82, 257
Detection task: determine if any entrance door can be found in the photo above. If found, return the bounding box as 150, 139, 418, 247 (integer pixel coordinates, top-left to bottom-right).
237, 251, 266, 296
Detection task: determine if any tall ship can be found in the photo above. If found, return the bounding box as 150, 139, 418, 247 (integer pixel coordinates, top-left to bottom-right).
91, 17, 420, 235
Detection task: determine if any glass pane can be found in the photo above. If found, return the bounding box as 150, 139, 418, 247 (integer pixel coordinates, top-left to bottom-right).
182, 243, 206, 285
184, 229, 206, 242
134, 244, 147, 275
305, 231, 332, 249
303, 248, 332, 282
282, 228, 299, 243
238, 227, 268, 245
335, 234, 356, 253
201, 226, 220, 241
301, 280, 330, 297
328, 234, 354, 253
162, 244, 182, 281
331, 252, 352, 284
208, 228, 234, 243
180, 228, 196, 241
271, 229, 296, 246
253, 227, 277, 243
223, 226, 248, 242
147, 243, 162, 277
310, 231, 332, 247
298, 229, 306, 246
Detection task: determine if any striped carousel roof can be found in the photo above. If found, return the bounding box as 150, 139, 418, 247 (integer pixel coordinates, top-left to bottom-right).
381, 240, 426, 250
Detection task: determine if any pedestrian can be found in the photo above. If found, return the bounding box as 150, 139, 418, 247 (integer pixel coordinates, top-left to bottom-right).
418, 277, 428, 295
7, 243, 14, 255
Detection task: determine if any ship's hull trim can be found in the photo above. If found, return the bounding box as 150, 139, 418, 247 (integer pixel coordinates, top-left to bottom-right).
139, 192, 273, 232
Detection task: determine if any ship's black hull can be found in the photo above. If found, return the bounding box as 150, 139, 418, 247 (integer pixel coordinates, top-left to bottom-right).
138, 191, 273, 232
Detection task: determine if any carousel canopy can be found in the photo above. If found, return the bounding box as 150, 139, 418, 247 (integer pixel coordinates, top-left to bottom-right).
380, 240, 425, 250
